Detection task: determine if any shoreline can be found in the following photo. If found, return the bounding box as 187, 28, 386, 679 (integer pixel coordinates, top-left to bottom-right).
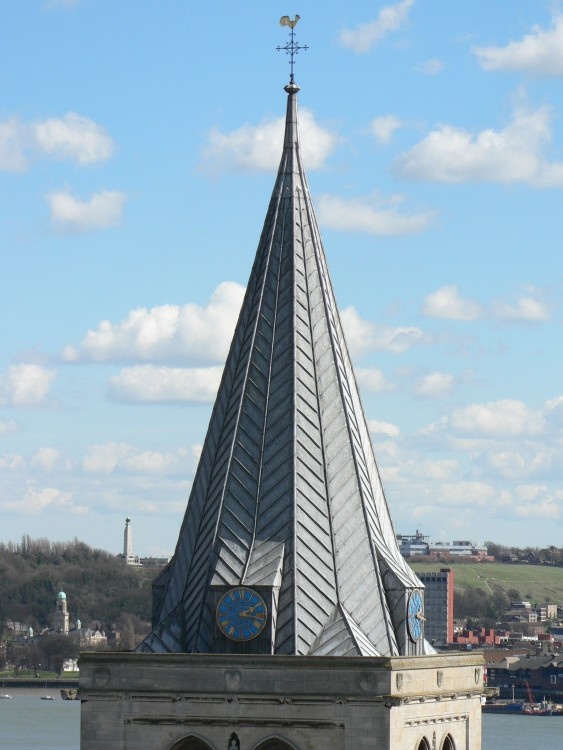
1, 686, 78, 698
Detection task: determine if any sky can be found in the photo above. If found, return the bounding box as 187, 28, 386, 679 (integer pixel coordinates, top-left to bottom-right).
1, 1, 562, 557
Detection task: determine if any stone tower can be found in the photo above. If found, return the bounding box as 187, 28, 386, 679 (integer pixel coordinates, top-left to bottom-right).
124, 517, 133, 559
54, 589, 69, 635
122, 516, 140, 565
80, 68, 483, 750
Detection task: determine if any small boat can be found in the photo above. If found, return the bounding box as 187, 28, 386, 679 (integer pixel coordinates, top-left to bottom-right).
41, 695, 56, 701
522, 701, 563, 716
482, 700, 524, 714
0, 693, 14, 699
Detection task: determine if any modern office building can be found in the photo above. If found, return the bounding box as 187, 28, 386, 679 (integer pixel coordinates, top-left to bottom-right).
417, 568, 455, 646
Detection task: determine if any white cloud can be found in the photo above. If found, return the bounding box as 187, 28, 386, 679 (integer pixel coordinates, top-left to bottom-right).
422, 285, 483, 321
340, 0, 415, 54
388, 478, 563, 524
515, 493, 561, 520
399, 458, 461, 482
395, 105, 563, 186
201, 109, 337, 173
34, 113, 114, 165
0, 453, 25, 470
63, 282, 244, 364
474, 15, 563, 76
414, 371, 454, 399
0, 364, 56, 407
515, 484, 544, 503
368, 420, 401, 438
47, 188, 127, 232
417, 59, 444, 75
0, 117, 27, 172
108, 365, 223, 404
1, 112, 114, 172
2, 485, 83, 515
83, 442, 195, 474
545, 396, 563, 427
423, 284, 551, 322
31, 448, 64, 471
433, 481, 497, 507
449, 399, 545, 437
0, 420, 18, 435
482, 448, 555, 481
371, 115, 403, 143
355, 367, 395, 392
316, 194, 435, 235
341, 306, 426, 356
493, 295, 550, 321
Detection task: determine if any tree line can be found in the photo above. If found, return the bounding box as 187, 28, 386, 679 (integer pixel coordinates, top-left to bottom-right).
0, 536, 155, 644
454, 586, 521, 628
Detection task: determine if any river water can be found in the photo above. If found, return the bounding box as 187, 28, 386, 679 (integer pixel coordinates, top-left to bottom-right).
1, 696, 561, 749
0, 695, 80, 750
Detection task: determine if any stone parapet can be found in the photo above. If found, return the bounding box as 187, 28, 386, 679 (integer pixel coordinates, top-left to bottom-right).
79, 652, 483, 750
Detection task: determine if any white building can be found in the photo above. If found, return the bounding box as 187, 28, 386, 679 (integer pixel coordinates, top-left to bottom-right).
121, 517, 141, 565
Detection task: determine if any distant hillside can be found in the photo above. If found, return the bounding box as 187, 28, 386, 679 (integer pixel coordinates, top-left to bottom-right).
3, 539, 562, 640
410, 560, 563, 604
0, 537, 155, 639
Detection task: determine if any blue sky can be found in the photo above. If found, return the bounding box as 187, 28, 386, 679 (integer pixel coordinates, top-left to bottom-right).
1, 0, 562, 557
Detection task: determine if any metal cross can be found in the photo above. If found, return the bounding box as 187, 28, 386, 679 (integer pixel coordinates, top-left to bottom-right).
277, 15, 309, 84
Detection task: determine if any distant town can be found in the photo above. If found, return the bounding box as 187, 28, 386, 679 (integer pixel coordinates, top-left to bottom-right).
2, 522, 563, 703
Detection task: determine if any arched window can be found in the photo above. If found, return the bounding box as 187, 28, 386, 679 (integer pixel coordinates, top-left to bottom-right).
255, 738, 297, 750
416, 738, 431, 750
170, 736, 213, 750
440, 734, 455, 750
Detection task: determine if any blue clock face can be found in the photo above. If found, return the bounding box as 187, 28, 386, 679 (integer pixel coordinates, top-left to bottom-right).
216, 587, 268, 641
407, 590, 425, 641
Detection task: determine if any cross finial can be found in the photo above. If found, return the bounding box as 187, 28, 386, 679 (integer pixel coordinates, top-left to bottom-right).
277, 15, 308, 85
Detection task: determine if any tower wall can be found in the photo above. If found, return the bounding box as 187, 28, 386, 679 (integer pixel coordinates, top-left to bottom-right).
54, 594, 69, 635
79, 652, 483, 750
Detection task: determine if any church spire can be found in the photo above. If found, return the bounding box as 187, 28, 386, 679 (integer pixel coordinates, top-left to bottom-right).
139, 56, 426, 658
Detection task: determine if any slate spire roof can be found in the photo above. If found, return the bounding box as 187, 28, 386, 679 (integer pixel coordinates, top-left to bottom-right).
138, 81, 425, 657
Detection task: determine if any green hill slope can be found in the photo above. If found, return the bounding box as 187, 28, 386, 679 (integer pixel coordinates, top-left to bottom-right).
411, 561, 563, 604
0, 538, 154, 638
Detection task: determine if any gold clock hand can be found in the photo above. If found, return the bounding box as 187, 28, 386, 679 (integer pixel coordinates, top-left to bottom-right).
240, 603, 260, 615
240, 609, 265, 619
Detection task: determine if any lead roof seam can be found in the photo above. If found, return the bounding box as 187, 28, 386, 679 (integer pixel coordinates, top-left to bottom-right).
331, 307, 419, 584
286, 91, 299, 656
299, 158, 397, 655
187, 187, 286, 648
157, 311, 254, 627
241, 201, 287, 584
294, 185, 340, 636
165, 278, 265, 605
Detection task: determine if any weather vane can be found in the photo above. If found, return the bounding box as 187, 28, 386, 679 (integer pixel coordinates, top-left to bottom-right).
277, 15, 308, 84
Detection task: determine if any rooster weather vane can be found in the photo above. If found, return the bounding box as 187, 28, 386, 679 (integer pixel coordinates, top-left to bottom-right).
277, 15, 308, 84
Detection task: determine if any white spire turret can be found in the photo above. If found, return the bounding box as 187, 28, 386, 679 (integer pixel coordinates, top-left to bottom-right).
124, 517, 133, 559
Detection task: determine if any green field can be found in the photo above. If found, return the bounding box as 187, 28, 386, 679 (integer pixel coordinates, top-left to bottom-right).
410, 561, 563, 604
